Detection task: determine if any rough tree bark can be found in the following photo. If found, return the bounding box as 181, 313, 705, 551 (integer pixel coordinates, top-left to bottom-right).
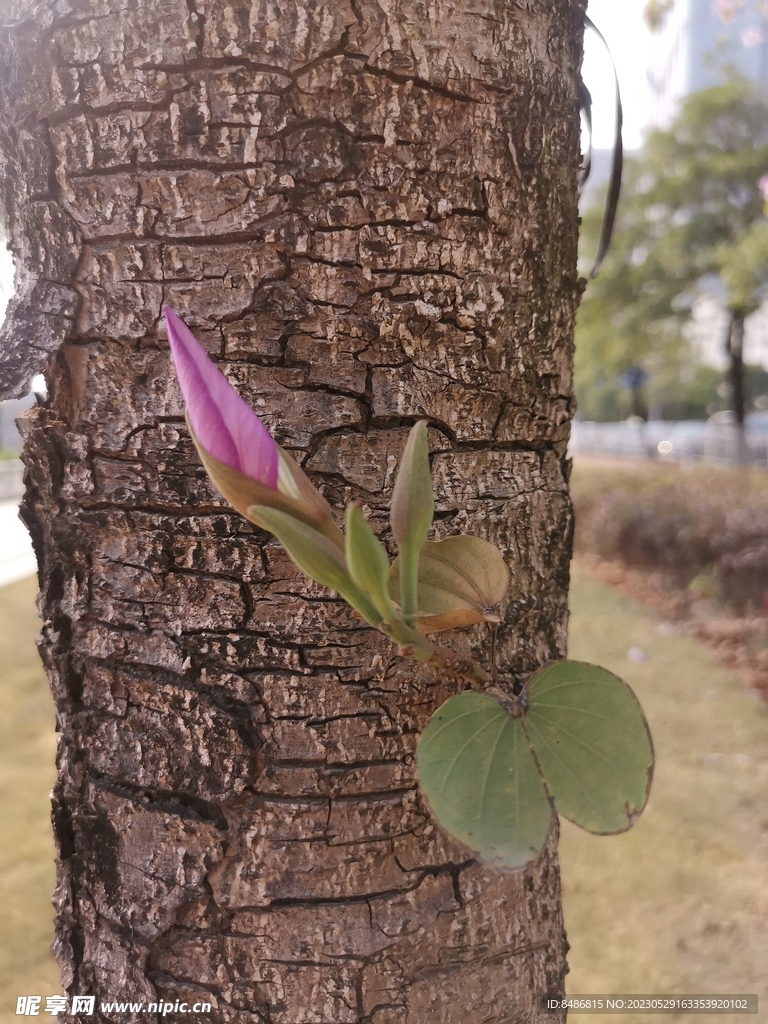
0, 0, 584, 1020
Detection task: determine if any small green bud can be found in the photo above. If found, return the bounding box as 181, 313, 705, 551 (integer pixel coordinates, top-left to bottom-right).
390, 421, 434, 624
390, 421, 434, 548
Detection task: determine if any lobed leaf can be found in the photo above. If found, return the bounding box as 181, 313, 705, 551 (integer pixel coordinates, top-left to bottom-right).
417, 662, 654, 868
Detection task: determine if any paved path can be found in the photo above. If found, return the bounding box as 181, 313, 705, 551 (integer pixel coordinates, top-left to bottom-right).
0, 500, 36, 587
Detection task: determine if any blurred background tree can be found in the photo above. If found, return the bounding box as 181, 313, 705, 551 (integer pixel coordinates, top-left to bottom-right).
577, 79, 768, 448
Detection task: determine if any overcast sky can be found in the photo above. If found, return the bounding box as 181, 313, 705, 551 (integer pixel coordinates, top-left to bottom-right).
584, 0, 655, 150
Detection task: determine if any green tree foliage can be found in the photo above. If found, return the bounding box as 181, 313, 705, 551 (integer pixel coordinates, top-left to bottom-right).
577, 361, 768, 423
576, 80, 768, 433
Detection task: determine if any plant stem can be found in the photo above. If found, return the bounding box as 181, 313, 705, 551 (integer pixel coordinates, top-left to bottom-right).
383, 618, 490, 686
399, 541, 420, 625
428, 644, 491, 686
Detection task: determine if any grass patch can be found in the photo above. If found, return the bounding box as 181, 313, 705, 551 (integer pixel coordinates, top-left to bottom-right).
0, 576, 58, 1022
571, 456, 768, 505
563, 562, 768, 1022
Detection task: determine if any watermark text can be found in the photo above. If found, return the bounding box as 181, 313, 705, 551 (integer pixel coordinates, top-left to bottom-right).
16, 996, 212, 1016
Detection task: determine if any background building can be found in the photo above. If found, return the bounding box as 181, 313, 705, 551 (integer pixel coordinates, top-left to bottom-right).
650, 0, 768, 128
644, 0, 768, 370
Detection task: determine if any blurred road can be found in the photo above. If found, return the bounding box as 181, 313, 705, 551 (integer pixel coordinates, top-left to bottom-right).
0, 500, 36, 587
570, 416, 768, 466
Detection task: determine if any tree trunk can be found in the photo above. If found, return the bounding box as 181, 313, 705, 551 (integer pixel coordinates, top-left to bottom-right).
726, 308, 751, 465
0, 1, 583, 1020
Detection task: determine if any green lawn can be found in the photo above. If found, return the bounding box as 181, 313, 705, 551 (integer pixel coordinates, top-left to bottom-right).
0, 569, 766, 1022
563, 562, 768, 1023
0, 576, 58, 1023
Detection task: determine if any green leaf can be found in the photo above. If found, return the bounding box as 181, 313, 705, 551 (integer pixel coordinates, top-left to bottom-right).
390, 422, 434, 623
416, 662, 653, 867
248, 505, 381, 626
417, 691, 553, 870
522, 660, 654, 835
389, 535, 509, 634
344, 504, 397, 623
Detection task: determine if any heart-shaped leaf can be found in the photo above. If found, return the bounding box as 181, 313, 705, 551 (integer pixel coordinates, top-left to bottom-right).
522, 661, 654, 835
416, 691, 553, 869
417, 662, 654, 869
389, 535, 510, 633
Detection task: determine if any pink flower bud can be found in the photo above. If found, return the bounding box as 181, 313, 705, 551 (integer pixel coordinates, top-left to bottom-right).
164, 307, 278, 489
164, 307, 344, 548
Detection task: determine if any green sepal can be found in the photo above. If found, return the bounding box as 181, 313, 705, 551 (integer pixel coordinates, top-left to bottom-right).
275, 446, 345, 549
345, 504, 398, 624
248, 505, 381, 626
189, 416, 344, 548
389, 535, 510, 634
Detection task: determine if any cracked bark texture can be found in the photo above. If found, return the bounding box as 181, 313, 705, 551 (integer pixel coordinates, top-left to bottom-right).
0, 0, 584, 1020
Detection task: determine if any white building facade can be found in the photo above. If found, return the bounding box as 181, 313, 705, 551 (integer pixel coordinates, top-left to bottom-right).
648, 0, 768, 370
649, 0, 768, 128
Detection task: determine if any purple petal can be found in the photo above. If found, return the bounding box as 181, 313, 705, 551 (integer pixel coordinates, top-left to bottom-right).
164, 307, 278, 488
